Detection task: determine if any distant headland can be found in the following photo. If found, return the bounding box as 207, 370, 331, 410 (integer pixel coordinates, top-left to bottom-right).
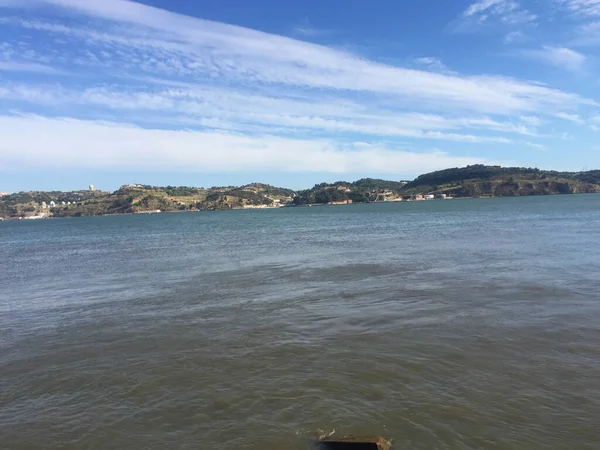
1, 165, 599, 220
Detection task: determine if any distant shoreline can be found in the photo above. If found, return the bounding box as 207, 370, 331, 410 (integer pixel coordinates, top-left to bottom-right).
2, 165, 599, 220
3, 192, 600, 221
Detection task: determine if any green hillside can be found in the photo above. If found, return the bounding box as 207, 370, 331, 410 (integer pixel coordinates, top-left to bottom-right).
0, 183, 295, 218
2, 166, 600, 218
292, 178, 409, 205
292, 166, 600, 205
400, 165, 600, 197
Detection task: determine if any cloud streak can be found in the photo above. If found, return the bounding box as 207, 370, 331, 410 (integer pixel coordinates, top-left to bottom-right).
0, 82, 546, 143
555, 112, 585, 124
0, 60, 65, 74
518, 46, 587, 73
454, 0, 537, 32
573, 20, 600, 45
413, 57, 449, 72
0, 0, 596, 177
0, 1, 593, 116
560, 0, 600, 17
0, 115, 494, 174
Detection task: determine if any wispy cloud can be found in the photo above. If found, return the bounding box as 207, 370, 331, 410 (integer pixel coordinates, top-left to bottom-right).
560, 0, 600, 17
0, 0, 595, 176
559, 0, 600, 47
292, 18, 332, 37
504, 30, 525, 43
453, 0, 537, 32
464, 0, 505, 17
572, 20, 600, 45
0, 1, 591, 116
525, 142, 545, 149
413, 57, 449, 72
0, 60, 64, 74
0, 82, 540, 143
520, 115, 543, 127
518, 46, 587, 73
587, 115, 600, 132
293, 26, 326, 37
555, 112, 586, 124
0, 115, 494, 174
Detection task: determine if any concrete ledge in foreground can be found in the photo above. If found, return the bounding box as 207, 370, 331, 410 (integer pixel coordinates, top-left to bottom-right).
317, 436, 390, 450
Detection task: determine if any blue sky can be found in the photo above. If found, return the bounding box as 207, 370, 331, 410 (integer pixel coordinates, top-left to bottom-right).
1, 0, 600, 192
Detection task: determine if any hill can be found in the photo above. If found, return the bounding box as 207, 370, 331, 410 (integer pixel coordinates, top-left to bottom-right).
400, 165, 600, 197
2, 166, 600, 218
292, 178, 409, 205
0, 184, 295, 218
292, 166, 600, 205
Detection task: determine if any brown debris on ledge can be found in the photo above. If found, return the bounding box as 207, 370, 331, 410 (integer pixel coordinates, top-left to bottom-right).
317, 436, 390, 450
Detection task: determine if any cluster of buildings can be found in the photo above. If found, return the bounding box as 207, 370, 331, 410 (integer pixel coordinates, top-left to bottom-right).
319, 188, 452, 206
405, 193, 450, 201
242, 198, 290, 209
41, 201, 78, 209
242, 204, 275, 209
374, 191, 451, 202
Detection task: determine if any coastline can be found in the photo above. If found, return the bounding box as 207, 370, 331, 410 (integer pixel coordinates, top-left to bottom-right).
2, 165, 600, 220
3, 192, 599, 221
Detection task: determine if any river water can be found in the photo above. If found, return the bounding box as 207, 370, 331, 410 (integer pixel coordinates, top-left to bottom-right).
1, 195, 600, 449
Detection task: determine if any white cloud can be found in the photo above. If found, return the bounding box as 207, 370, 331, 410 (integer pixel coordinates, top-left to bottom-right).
573, 21, 600, 45
518, 46, 586, 72
294, 26, 325, 37
0, 1, 593, 117
519, 115, 543, 127
456, 0, 536, 30
504, 31, 525, 43
555, 112, 585, 124
560, 0, 600, 46
0, 0, 594, 175
414, 57, 448, 71
464, 0, 505, 17
0, 84, 59, 103
293, 19, 331, 37
0, 115, 493, 174
0, 82, 537, 143
0, 60, 64, 74
560, 0, 600, 17
525, 142, 545, 149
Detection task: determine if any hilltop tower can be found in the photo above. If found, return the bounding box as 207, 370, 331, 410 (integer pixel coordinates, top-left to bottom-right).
89, 184, 95, 192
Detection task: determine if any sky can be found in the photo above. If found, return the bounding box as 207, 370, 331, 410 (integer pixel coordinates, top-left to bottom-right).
1, 0, 600, 192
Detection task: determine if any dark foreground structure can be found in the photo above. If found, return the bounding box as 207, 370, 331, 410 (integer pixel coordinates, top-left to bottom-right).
317, 436, 390, 450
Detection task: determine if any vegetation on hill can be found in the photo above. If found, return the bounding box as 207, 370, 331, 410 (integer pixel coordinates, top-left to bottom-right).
292, 178, 408, 205
574, 170, 600, 184
405, 165, 588, 189
292, 166, 600, 205
400, 165, 600, 197
241, 183, 296, 198
0, 183, 295, 218
0, 190, 108, 217
1, 166, 600, 218
352, 178, 410, 192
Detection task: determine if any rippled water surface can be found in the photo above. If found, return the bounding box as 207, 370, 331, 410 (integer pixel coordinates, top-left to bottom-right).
1, 195, 600, 449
